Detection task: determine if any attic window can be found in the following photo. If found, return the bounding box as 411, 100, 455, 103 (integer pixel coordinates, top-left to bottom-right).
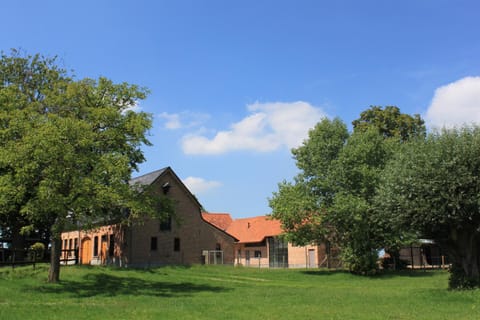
162, 182, 171, 195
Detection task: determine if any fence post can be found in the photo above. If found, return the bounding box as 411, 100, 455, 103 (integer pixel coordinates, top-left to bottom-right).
12, 250, 15, 270
410, 245, 414, 269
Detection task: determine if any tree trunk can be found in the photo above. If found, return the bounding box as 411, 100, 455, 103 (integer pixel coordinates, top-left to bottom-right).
446, 230, 480, 289
459, 233, 480, 279
48, 235, 62, 283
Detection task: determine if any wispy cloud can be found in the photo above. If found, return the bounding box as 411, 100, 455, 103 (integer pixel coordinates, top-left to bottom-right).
158, 111, 210, 130
425, 76, 480, 129
181, 101, 327, 155
182, 176, 222, 195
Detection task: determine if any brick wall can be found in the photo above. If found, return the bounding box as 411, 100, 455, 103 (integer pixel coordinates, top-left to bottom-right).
127, 170, 236, 267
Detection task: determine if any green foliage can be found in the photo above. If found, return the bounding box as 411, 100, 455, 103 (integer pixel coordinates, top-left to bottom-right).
269, 181, 324, 245
352, 105, 426, 141
0, 50, 154, 281
270, 118, 348, 245
376, 126, 480, 289
29, 242, 45, 260
271, 108, 425, 275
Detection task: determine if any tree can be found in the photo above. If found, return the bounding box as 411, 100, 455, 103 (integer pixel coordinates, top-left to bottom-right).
326, 128, 395, 274
270, 118, 348, 246
270, 107, 426, 274
352, 105, 425, 141
0, 50, 153, 282
376, 126, 480, 288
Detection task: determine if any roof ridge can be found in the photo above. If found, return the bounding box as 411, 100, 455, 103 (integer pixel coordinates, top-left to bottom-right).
130, 167, 169, 180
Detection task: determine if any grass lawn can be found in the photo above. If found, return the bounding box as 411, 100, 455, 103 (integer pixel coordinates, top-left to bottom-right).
1, 264, 479, 319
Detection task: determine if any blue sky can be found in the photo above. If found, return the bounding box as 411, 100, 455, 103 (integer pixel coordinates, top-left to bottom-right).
2, 1, 480, 218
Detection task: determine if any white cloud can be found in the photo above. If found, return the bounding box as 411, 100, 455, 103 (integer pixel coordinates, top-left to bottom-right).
425, 77, 480, 129
182, 176, 222, 195
182, 101, 327, 155
122, 101, 142, 114
159, 112, 181, 129
158, 111, 210, 130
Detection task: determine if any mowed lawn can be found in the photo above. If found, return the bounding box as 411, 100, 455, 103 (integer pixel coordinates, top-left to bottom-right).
1, 264, 479, 319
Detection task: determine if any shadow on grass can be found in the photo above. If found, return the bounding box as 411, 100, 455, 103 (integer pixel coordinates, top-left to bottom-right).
375, 269, 441, 278
301, 268, 441, 278
110, 264, 193, 274
28, 272, 231, 298
301, 269, 350, 277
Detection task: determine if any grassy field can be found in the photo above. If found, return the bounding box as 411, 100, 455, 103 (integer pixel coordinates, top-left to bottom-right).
0, 264, 479, 319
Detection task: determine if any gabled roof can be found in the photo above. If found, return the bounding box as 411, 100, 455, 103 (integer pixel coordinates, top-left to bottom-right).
202, 213, 233, 231
130, 166, 202, 209
203, 213, 283, 244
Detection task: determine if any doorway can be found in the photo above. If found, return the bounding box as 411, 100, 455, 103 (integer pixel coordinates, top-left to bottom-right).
308, 249, 316, 268
81, 237, 91, 265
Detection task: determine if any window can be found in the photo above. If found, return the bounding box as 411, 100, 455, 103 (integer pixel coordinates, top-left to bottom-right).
162, 182, 171, 195
74, 238, 78, 249
174, 238, 180, 252
68, 239, 73, 256
254, 250, 262, 258
109, 235, 114, 257
150, 237, 157, 251
63, 239, 67, 250
160, 216, 172, 231
93, 236, 99, 256
268, 237, 288, 268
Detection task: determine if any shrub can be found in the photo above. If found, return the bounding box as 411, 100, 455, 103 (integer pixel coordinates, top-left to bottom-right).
29, 242, 45, 260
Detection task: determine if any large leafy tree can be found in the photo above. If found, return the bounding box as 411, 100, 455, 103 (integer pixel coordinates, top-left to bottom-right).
270, 107, 425, 274
376, 126, 480, 288
0, 50, 153, 282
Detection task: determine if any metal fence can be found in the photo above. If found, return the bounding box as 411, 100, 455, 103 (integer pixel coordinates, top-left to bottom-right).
0, 248, 48, 269
0, 248, 80, 269
398, 245, 449, 269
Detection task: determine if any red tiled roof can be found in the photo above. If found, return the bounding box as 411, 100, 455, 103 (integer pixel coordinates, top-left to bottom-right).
202, 213, 284, 244
226, 215, 283, 243
201, 212, 233, 231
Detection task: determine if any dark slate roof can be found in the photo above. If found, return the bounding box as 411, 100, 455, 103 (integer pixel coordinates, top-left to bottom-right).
129, 167, 169, 186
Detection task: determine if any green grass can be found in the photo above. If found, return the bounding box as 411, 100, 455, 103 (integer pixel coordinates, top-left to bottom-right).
1, 264, 479, 319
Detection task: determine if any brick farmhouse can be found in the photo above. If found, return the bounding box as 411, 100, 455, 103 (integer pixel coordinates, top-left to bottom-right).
61, 167, 327, 268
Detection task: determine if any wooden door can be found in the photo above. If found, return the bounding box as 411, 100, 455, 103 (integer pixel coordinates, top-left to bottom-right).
81, 238, 91, 265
